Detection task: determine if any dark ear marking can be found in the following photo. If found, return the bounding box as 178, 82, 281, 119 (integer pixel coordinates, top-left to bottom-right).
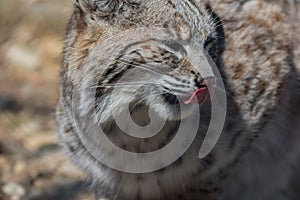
93, 0, 120, 17
76, 0, 141, 20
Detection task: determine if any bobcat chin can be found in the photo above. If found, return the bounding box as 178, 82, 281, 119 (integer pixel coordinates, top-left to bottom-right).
56, 0, 300, 199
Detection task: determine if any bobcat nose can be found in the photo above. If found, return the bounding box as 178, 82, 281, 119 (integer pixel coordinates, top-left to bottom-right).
194, 77, 215, 89
185, 77, 215, 105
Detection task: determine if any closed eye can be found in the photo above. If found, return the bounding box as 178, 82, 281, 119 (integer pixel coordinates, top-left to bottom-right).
166, 41, 183, 51
164, 40, 187, 55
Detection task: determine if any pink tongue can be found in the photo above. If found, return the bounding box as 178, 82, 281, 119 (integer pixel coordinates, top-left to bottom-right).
184, 88, 209, 105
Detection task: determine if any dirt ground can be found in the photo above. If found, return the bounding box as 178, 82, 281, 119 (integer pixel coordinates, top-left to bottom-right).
0, 1, 299, 200
0, 0, 93, 199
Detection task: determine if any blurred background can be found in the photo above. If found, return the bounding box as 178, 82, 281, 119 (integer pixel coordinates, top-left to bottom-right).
0, 0, 299, 200
0, 0, 94, 199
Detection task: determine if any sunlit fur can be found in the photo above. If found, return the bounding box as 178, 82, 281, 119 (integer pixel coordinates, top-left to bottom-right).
56, 0, 300, 199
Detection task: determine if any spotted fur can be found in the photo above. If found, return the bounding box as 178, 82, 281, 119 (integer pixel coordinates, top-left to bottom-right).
56, 0, 300, 199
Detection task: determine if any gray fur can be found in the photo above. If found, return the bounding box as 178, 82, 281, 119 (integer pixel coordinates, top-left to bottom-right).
57, 0, 300, 199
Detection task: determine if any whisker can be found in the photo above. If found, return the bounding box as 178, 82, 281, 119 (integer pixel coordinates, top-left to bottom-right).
129, 89, 174, 113
118, 59, 163, 76
89, 82, 161, 89
104, 57, 177, 80
104, 57, 164, 76
211, 0, 222, 14
90, 85, 143, 89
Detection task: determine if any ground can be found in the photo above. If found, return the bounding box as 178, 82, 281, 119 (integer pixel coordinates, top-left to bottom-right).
0, 0, 93, 199
0, 0, 299, 200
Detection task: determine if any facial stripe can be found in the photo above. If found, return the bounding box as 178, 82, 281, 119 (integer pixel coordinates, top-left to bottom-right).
164, 80, 190, 89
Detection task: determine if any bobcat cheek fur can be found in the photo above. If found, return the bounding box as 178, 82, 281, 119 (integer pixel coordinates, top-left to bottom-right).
57, 0, 300, 199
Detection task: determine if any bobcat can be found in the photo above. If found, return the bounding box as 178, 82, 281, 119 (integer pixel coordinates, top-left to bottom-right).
56, 0, 300, 199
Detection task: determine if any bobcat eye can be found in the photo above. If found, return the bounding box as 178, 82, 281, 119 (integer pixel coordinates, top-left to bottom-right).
166, 41, 182, 51
164, 41, 186, 55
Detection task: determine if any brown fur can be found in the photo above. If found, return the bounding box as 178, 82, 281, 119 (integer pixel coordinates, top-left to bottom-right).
57, 0, 300, 199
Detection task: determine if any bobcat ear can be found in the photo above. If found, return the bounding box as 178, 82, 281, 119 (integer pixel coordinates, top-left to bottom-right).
76, 0, 139, 20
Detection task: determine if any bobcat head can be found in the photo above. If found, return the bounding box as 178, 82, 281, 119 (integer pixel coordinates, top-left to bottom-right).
63, 0, 225, 125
